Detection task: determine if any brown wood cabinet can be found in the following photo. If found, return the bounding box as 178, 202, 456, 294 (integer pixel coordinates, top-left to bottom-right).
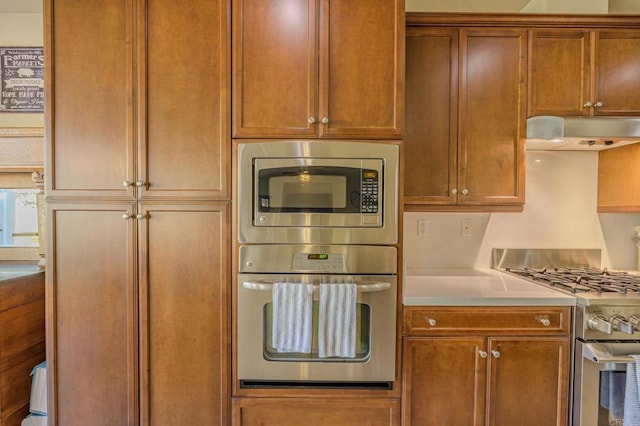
598, 143, 640, 212
529, 29, 640, 117
47, 0, 229, 199
232, 0, 404, 139
0, 268, 45, 426
233, 397, 401, 425
45, 0, 230, 424
402, 306, 571, 426
405, 25, 526, 209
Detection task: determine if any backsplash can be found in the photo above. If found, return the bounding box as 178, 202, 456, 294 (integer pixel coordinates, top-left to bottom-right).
404, 151, 640, 271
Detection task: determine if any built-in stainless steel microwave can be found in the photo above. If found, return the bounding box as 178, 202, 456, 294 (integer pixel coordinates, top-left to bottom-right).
236, 141, 399, 245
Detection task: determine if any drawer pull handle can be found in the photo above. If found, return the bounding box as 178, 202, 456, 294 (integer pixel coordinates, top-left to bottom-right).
540, 318, 551, 326
427, 318, 437, 327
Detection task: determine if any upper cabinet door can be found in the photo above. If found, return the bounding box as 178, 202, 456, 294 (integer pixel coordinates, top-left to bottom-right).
458, 29, 526, 206
46, 0, 135, 198
138, 0, 230, 200
232, 0, 404, 139
318, 0, 404, 138
232, 0, 318, 138
528, 30, 591, 117
594, 30, 640, 116
528, 28, 640, 117
404, 27, 458, 205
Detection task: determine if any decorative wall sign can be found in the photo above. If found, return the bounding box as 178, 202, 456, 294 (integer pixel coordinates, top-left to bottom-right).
0, 47, 44, 112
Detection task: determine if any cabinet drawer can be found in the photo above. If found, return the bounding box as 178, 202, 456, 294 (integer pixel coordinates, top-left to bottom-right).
404, 306, 571, 336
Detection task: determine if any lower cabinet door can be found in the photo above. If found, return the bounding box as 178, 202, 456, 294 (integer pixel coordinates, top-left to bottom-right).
233, 397, 401, 426
48, 204, 137, 426
139, 203, 230, 425
487, 337, 569, 426
403, 337, 486, 426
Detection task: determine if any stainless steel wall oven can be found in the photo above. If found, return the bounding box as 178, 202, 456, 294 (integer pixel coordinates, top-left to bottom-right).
235, 141, 399, 389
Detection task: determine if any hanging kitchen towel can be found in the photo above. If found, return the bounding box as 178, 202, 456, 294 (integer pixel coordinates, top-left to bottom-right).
271, 282, 313, 353
600, 371, 625, 422
318, 283, 357, 358
625, 355, 640, 426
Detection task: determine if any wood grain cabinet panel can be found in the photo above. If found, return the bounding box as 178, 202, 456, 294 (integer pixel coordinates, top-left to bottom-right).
45, 0, 231, 424
404, 25, 526, 209
598, 143, 640, 212
403, 337, 485, 426
0, 271, 45, 426
46, 0, 133, 198
233, 397, 401, 425
529, 29, 640, 117
402, 307, 570, 426
232, 0, 404, 139
47, 0, 230, 200
139, 204, 229, 425
138, 0, 230, 199
405, 28, 458, 204
47, 205, 137, 426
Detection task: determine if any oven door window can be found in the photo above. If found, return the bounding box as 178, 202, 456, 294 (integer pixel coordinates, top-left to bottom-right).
257, 166, 376, 214
262, 301, 371, 362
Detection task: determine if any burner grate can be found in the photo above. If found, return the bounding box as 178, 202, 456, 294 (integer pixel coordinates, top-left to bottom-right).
505, 267, 640, 294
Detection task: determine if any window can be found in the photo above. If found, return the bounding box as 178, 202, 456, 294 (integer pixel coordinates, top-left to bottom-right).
0, 189, 38, 247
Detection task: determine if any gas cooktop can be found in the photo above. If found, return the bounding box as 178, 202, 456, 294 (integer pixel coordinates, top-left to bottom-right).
503, 267, 640, 295
492, 249, 640, 306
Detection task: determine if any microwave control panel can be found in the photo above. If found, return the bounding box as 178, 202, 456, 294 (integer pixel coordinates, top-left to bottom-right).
292, 253, 344, 271
361, 170, 379, 213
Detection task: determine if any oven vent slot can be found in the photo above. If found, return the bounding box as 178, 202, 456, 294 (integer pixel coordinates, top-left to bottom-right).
240, 380, 393, 390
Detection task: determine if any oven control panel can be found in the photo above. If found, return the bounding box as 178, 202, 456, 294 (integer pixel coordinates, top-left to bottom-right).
578, 305, 640, 340
292, 253, 344, 271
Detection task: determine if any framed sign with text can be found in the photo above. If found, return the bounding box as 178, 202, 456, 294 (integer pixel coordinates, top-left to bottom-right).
0, 47, 44, 113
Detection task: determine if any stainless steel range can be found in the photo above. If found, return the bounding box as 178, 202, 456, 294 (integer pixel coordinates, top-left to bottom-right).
493, 249, 640, 426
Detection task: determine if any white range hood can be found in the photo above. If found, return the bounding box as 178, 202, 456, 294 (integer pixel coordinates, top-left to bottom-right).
525, 116, 640, 151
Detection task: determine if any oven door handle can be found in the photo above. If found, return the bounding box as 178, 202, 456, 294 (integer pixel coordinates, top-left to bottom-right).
241, 281, 392, 293
583, 342, 640, 364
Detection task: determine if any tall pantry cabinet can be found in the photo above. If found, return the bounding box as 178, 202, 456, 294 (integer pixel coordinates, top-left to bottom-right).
44, 1, 230, 425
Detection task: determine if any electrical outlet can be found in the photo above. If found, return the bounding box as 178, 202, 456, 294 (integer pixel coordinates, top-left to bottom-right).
461, 218, 474, 237
417, 219, 428, 237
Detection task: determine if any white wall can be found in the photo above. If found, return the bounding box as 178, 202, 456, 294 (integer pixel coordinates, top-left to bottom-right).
0, 13, 44, 128
404, 151, 640, 271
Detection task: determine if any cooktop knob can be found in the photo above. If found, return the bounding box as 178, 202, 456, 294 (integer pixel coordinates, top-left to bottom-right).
587, 314, 613, 334
610, 314, 634, 335
629, 314, 640, 331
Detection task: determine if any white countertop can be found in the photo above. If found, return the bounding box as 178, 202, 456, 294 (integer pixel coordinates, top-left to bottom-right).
403, 268, 576, 306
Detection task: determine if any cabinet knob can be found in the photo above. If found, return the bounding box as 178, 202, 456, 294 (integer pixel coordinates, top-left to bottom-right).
594, 101, 604, 108
136, 213, 146, 220
491, 350, 500, 358
122, 213, 133, 220
123, 180, 133, 187
461, 188, 469, 195
427, 318, 437, 327
451, 188, 458, 195
321, 117, 329, 125
479, 350, 488, 358
539, 318, 551, 327
135, 180, 146, 188
308, 117, 316, 124
583, 101, 593, 108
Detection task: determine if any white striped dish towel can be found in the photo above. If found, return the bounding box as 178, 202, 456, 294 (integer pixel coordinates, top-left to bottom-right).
271, 282, 313, 353
318, 283, 357, 358
625, 355, 640, 426
600, 371, 625, 421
